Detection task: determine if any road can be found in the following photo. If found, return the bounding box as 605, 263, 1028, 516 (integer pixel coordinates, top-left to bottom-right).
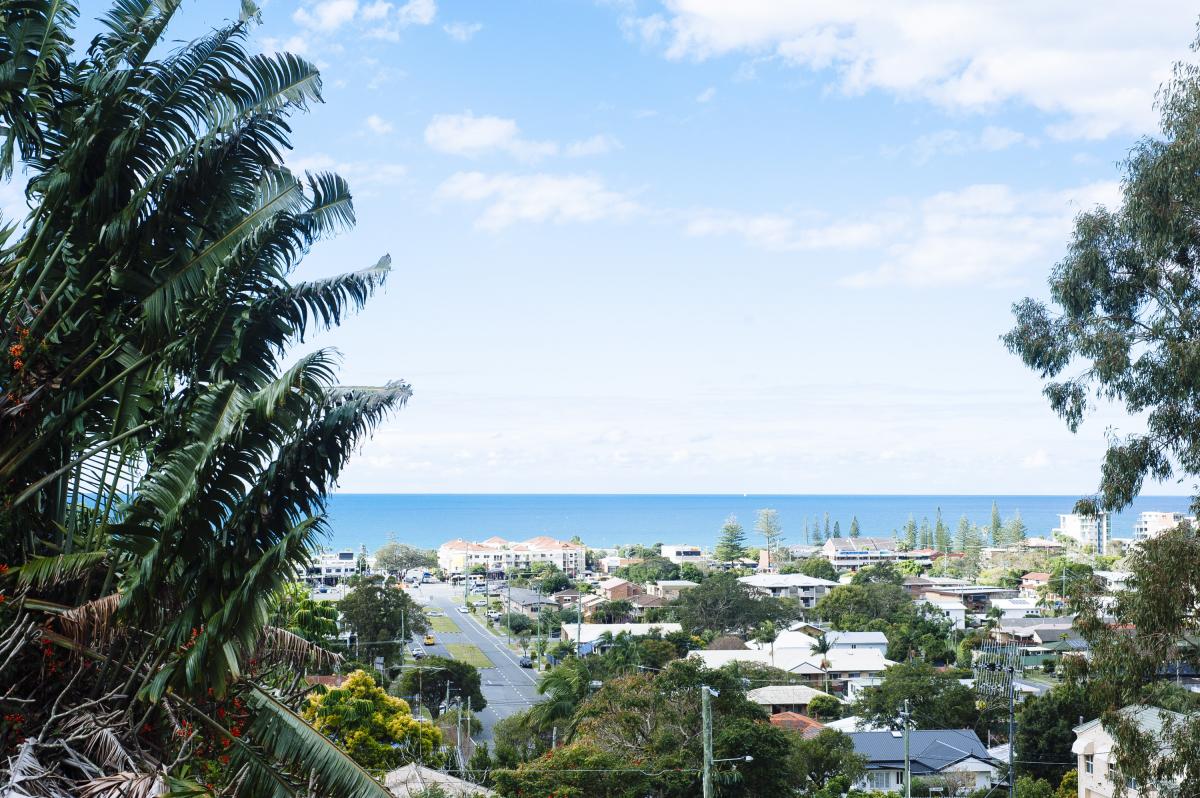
407, 581, 543, 745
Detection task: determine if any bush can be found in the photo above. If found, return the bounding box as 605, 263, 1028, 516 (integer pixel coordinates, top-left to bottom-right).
807, 693, 842, 720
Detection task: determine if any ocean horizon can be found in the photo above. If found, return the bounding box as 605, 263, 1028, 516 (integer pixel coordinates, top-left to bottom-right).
322, 493, 1195, 553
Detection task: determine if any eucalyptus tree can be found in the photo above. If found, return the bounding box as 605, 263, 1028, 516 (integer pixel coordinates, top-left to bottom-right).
0, 2, 411, 795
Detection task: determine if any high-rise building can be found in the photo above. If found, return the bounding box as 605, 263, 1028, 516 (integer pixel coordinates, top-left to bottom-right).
1132, 511, 1189, 543
1053, 512, 1110, 555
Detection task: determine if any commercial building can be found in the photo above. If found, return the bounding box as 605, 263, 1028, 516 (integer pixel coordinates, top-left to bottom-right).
820, 537, 935, 570
304, 548, 373, 586
737, 573, 838, 609
437, 535, 586, 576
1054, 512, 1110, 555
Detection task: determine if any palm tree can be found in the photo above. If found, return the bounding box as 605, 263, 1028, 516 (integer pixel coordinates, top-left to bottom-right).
526, 657, 595, 742
810, 634, 833, 693
0, 2, 409, 795
755, 620, 778, 668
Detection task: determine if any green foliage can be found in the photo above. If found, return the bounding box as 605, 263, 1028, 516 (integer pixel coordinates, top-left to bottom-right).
791, 729, 867, 794
756, 508, 785, 557
674, 571, 794, 636
396, 656, 487, 720
304, 670, 442, 772
493, 743, 652, 797
791, 556, 839, 581
991, 501, 1004, 546
374, 541, 436, 575
614, 556, 680, 584
273, 582, 340, 642
849, 516, 861, 537
337, 575, 428, 663
807, 693, 842, 721
934, 509, 951, 552
903, 515, 919, 549
1015, 684, 1099, 782
501, 613, 532, 634
1014, 775, 1055, 798
714, 514, 749, 562
851, 661, 979, 730
816, 582, 912, 629
850, 562, 903, 585
1054, 769, 1078, 798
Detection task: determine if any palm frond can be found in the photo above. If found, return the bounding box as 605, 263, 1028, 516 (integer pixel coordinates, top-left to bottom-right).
59, 593, 122, 649
13, 550, 107, 589
79, 771, 163, 798
255, 625, 343, 672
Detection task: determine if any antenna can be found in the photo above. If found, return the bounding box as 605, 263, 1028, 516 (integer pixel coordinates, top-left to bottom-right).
972, 640, 1021, 798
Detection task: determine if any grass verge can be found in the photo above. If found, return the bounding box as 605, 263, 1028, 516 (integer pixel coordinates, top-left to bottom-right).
445, 643, 495, 669
426, 613, 460, 634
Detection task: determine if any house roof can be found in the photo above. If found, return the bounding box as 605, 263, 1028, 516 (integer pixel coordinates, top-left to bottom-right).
706, 635, 749, 651
850, 730, 994, 774
691, 646, 893, 674
770, 712, 826, 738
1022, 572, 1051, 581
629, 593, 666, 607
505, 587, 557, 607
560, 622, 682, 645
824, 537, 900, 551
746, 685, 835, 706
598, 577, 631, 591
384, 763, 495, 797
1072, 705, 1184, 753
826, 631, 888, 646
738, 574, 838, 589
655, 580, 699, 588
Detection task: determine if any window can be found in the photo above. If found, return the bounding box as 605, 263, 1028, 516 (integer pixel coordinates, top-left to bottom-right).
868, 772, 890, 789
1084, 754, 1093, 774
1125, 776, 1138, 790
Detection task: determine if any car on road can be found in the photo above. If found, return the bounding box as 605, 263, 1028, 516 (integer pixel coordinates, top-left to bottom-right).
426, 609, 444, 617
423, 634, 435, 645
410, 647, 425, 659
457, 606, 470, 614
519, 656, 533, 668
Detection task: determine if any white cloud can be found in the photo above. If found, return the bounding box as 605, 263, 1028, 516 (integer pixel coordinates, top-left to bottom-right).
435, 171, 638, 230
361, 1, 392, 21
623, 1, 1195, 139
565, 134, 621, 157
289, 153, 407, 189
444, 21, 483, 42
685, 180, 1122, 287
293, 0, 358, 31
696, 86, 717, 103
365, 114, 394, 134
905, 125, 1035, 164
396, 0, 436, 26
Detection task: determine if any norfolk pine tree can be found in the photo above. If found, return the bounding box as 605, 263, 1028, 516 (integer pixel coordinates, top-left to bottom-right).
849, 515, 861, 537
756, 508, 784, 568
990, 501, 1004, 546
934, 508, 951, 552
833, 520, 842, 538
714, 514, 749, 563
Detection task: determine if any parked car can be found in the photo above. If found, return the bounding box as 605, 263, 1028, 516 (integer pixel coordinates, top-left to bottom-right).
471, 599, 488, 607
426, 609, 444, 617
519, 656, 533, 668
423, 635, 435, 646
486, 611, 502, 620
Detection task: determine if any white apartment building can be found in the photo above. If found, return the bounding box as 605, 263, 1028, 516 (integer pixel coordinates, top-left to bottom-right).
304, 549, 374, 586
821, 537, 935, 570
737, 573, 838, 609
1073, 706, 1181, 798
660, 544, 709, 567
437, 535, 586, 576
1054, 512, 1110, 555
1133, 511, 1190, 544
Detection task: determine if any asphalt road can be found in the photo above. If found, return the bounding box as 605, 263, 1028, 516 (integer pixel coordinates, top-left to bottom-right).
407, 582, 543, 745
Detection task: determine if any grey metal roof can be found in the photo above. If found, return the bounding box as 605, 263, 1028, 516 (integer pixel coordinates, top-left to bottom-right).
827, 631, 888, 645
849, 730, 994, 773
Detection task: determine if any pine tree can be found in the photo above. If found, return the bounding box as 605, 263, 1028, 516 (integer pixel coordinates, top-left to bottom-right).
756, 508, 784, 568
903, 515, 918, 549
824, 512, 831, 540
955, 514, 972, 552
714, 515, 748, 563
850, 516, 861, 538
919, 517, 933, 549
990, 501, 1004, 546
1005, 510, 1028, 544
803, 517, 811, 545
934, 508, 951, 552
833, 520, 842, 538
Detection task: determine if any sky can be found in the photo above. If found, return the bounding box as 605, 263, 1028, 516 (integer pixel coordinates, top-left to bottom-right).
79, 1, 1200, 494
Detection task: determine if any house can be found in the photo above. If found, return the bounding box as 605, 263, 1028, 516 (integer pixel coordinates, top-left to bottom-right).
1073, 705, 1183, 798
1020, 572, 1051, 598
646, 579, 699, 600
705, 635, 749, 651
902, 576, 971, 599
747, 629, 889, 655
849, 729, 1000, 793
598, 555, 642, 574
737, 573, 838, 609
770, 712, 826, 738
597, 577, 642, 601
628, 593, 667, 619
1093, 570, 1132, 593
661, 544, 709, 568
746, 685, 835, 715
560, 622, 683, 654
821, 537, 934, 570
991, 616, 1077, 648
384, 763, 494, 797
919, 598, 967, 630
922, 585, 1018, 613
990, 598, 1045, 619
503, 587, 558, 619
690, 647, 892, 688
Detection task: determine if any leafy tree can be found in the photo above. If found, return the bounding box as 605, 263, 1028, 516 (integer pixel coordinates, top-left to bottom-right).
756, 508, 785, 567
792, 556, 839, 582
338, 575, 428, 662
614, 556, 680, 584
1015, 684, 1100, 783
468, 564, 487, 576
493, 742, 652, 798
823, 512, 832, 540
1014, 775, 1055, 798
502, 613, 532, 634
991, 501, 1004, 546
816, 582, 911, 630
594, 599, 634, 623
807, 693, 842, 721
714, 514, 749, 562
790, 729, 867, 794
919, 517, 933, 549
397, 656, 487, 720
903, 515, 919, 549
851, 661, 979, 730
849, 516, 861, 538
1054, 769, 1078, 798
305, 670, 442, 771
679, 562, 706, 583
850, 562, 903, 585
804, 517, 812, 544
674, 571, 792, 635
525, 657, 597, 740
375, 541, 437, 576
273, 582, 340, 643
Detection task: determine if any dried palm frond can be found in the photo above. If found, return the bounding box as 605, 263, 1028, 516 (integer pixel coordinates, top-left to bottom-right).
59, 593, 122, 649
2, 740, 70, 798
61, 711, 135, 771
79, 771, 164, 798
254, 625, 343, 672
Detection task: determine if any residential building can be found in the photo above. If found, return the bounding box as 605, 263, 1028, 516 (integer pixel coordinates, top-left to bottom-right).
628, 592, 667, 619
919, 598, 967, 630
437, 535, 586, 576
902, 576, 971, 599
990, 598, 1045, 620
1054, 512, 1110, 555
660, 544, 709, 568
748, 629, 889, 655
560, 622, 683, 653
598, 555, 642, 574
1133, 511, 1189, 544
1073, 705, 1183, 798
820, 537, 934, 570
1020, 572, 1051, 599
769, 712, 826, 739
922, 585, 1018, 613
503, 587, 558, 619
597, 577, 642, 601
690, 647, 893, 686
304, 548, 373, 586
849, 729, 1000, 793
737, 573, 838, 608
746, 685, 835, 715
646, 579, 699, 600
1093, 570, 1132, 593
991, 616, 1077, 648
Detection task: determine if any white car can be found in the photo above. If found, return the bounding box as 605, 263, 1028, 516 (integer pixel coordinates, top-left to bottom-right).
457, 606, 470, 614
426, 610, 444, 617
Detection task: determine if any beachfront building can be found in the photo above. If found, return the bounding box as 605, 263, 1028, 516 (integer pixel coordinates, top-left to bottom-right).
660, 544, 710, 568
820, 537, 935, 570
304, 548, 373, 586
737, 573, 838, 609
1133, 511, 1191, 544
437, 535, 586, 576
1054, 512, 1110, 555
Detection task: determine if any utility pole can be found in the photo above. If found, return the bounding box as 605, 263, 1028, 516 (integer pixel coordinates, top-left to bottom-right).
902, 699, 911, 798
576, 592, 584, 656
701, 685, 715, 798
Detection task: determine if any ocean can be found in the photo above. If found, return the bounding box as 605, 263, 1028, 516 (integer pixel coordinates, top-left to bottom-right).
322, 494, 1195, 553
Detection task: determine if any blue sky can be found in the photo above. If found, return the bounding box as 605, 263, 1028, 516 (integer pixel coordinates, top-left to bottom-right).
100, 1, 1200, 493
